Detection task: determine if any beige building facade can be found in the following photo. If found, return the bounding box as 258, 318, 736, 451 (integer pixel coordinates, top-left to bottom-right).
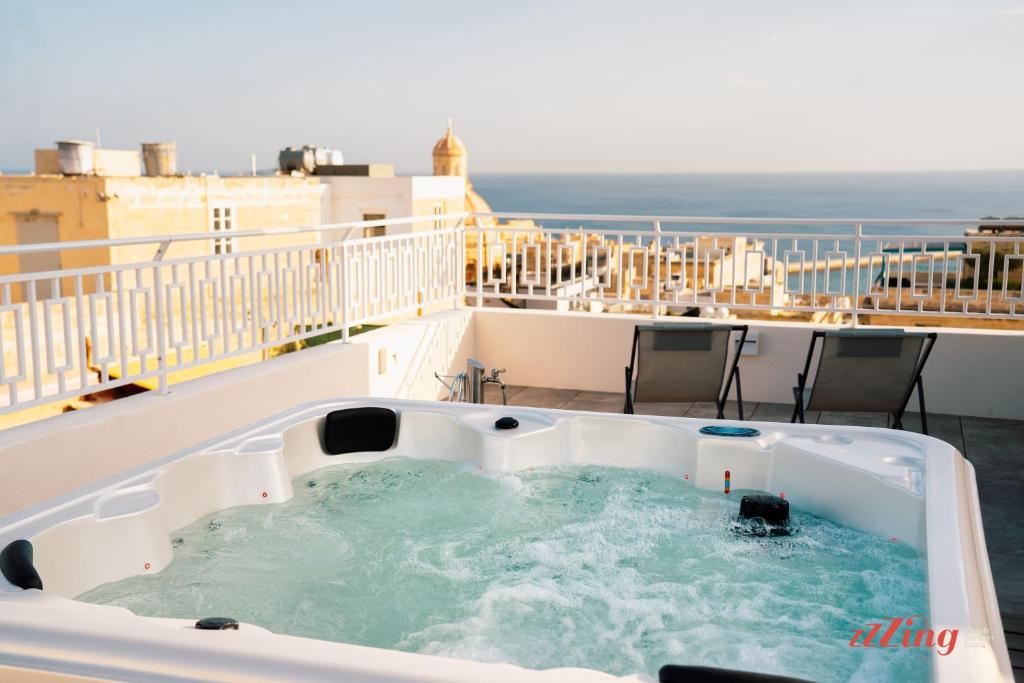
2, 129, 499, 302
1, 171, 325, 300
319, 173, 466, 240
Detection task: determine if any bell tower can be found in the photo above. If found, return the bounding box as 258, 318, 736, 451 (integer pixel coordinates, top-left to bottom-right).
432, 119, 468, 178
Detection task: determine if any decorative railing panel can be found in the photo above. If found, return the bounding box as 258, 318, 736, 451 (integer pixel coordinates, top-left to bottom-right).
2, 211, 1021, 416
0, 218, 463, 414
467, 214, 1024, 321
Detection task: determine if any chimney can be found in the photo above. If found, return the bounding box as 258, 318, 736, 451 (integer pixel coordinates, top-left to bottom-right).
141, 142, 177, 177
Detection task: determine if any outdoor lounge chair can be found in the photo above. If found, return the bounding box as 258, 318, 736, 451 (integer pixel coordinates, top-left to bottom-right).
624, 323, 748, 419
790, 329, 937, 433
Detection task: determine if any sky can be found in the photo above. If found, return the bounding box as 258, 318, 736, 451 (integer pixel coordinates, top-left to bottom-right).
1, 0, 1023, 174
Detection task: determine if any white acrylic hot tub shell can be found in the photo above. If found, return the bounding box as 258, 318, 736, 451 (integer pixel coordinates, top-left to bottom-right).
0, 398, 1012, 682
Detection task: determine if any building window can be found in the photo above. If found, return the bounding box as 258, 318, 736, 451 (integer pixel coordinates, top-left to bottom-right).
433, 203, 446, 230
363, 213, 386, 238
210, 205, 235, 254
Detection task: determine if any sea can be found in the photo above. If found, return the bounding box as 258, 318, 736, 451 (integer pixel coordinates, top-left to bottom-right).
472, 171, 1024, 237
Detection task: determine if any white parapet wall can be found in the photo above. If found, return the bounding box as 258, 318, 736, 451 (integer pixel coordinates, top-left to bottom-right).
1, 305, 1021, 517
471, 308, 1024, 421
0, 309, 474, 517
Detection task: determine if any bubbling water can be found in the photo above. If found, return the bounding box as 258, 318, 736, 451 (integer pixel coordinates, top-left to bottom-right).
79, 458, 928, 682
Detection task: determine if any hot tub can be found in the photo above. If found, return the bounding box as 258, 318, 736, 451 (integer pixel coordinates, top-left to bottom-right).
0, 399, 1011, 682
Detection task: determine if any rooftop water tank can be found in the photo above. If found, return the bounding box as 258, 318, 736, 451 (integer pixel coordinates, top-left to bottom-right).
279, 146, 316, 174
141, 142, 177, 177
56, 140, 95, 175
312, 146, 330, 168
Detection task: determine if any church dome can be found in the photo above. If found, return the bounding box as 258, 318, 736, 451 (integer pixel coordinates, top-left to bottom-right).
433, 120, 469, 178
433, 120, 467, 157
465, 187, 491, 213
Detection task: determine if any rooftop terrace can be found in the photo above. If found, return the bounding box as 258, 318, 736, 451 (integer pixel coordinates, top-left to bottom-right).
1, 212, 1022, 678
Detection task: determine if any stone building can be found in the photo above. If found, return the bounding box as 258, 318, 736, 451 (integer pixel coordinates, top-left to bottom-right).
1, 145, 324, 300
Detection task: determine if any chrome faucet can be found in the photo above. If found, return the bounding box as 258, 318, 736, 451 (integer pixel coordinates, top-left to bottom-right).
482, 368, 507, 405
437, 362, 508, 405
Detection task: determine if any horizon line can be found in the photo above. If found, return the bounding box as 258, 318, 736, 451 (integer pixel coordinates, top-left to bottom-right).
3, 167, 1022, 177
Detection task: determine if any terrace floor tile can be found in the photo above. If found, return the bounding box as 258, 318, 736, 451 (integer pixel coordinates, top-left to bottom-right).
899, 412, 967, 454
506, 386, 581, 410
481, 384, 528, 405
963, 417, 1024, 483
816, 411, 890, 428
561, 391, 625, 413
684, 401, 744, 420
632, 402, 694, 418
990, 552, 1024, 616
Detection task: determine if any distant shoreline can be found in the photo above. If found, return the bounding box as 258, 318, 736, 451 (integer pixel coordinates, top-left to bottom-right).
470, 169, 1024, 177
5, 168, 1021, 178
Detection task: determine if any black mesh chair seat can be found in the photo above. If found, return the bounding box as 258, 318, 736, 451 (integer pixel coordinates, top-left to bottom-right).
625, 323, 748, 419
791, 329, 937, 433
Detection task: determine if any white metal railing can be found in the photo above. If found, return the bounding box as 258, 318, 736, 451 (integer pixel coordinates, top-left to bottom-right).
468, 213, 1024, 324
0, 215, 466, 414
1, 211, 1022, 416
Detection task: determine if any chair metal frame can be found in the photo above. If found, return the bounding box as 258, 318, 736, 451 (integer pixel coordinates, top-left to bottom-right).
624, 324, 748, 419
790, 330, 938, 434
